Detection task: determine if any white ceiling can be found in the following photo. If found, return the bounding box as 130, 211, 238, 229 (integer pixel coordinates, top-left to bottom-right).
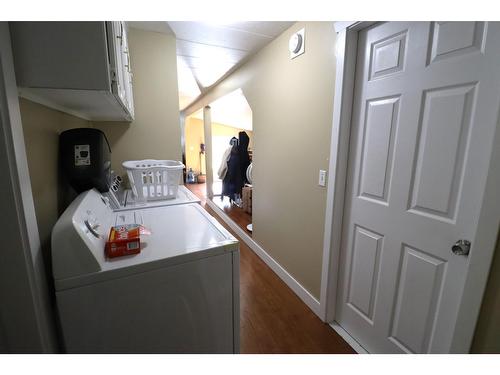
170, 21, 294, 109
192, 89, 252, 131
127, 21, 174, 35
177, 56, 202, 110
128, 21, 294, 111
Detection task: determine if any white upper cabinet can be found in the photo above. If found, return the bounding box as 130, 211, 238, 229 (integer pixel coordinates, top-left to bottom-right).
10, 22, 135, 122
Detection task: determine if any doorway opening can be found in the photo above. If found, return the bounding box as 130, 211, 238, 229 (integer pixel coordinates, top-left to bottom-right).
184, 89, 253, 236
184, 109, 207, 189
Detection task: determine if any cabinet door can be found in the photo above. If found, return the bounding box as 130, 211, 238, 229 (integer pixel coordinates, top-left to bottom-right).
121, 24, 135, 119
107, 21, 133, 120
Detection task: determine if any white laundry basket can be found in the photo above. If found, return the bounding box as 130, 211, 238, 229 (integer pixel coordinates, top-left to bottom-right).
122, 160, 185, 201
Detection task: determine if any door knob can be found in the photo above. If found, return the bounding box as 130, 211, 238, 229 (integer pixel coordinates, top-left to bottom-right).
452, 240, 471, 256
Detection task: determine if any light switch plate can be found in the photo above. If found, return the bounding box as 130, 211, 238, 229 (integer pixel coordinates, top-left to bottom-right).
319, 170, 327, 187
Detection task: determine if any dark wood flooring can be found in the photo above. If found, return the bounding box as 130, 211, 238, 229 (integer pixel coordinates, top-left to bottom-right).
185, 183, 355, 354
212, 195, 253, 237
185, 182, 208, 206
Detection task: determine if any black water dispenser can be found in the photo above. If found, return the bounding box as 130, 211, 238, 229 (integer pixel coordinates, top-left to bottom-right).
59, 128, 111, 193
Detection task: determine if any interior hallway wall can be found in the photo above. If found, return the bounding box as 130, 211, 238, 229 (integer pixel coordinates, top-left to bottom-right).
93, 27, 182, 178
19, 98, 90, 291
183, 22, 336, 299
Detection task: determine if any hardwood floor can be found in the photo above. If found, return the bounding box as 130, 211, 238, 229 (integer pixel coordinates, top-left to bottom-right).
186, 183, 253, 236
185, 182, 208, 206
185, 183, 355, 354
212, 195, 253, 237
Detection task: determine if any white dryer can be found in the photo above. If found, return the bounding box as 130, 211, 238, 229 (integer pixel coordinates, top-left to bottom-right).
119, 184, 200, 210
104, 184, 201, 211
51, 189, 239, 353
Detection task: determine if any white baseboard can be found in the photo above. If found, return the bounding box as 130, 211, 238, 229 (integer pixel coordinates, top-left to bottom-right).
206, 199, 322, 318
329, 321, 368, 353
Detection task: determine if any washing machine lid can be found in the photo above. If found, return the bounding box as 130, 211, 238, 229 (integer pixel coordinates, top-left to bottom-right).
117, 185, 201, 211
52, 189, 238, 290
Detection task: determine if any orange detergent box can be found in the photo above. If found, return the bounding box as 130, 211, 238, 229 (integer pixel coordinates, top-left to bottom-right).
105, 224, 141, 258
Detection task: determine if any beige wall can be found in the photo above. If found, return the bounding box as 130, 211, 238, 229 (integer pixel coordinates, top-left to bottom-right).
93, 27, 181, 177
184, 22, 336, 298
249, 22, 335, 298
213, 122, 253, 150
471, 236, 500, 353
19, 98, 90, 274
185, 116, 253, 175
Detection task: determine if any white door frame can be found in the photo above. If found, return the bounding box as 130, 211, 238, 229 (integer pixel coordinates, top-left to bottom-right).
320, 21, 500, 353
0, 22, 57, 352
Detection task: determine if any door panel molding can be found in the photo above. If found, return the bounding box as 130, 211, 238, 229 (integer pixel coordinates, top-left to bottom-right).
388, 244, 447, 353
407, 82, 477, 223
427, 22, 487, 65
357, 95, 400, 205
346, 225, 384, 324
368, 30, 408, 81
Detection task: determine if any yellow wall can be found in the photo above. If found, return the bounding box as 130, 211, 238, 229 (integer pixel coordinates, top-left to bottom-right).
184, 117, 204, 175
184, 22, 336, 298
185, 116, 253, 175
93, 28, 182, 177
19, 98, 90, 274
213, 122, 253, 149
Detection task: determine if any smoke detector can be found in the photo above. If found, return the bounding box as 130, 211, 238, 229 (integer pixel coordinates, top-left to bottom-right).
289, 28, 305, 59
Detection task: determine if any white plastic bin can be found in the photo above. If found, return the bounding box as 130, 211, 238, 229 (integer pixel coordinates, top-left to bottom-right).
122, 160, 185, 201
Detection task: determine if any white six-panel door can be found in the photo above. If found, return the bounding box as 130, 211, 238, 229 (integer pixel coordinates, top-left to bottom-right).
336, 22, 500, 353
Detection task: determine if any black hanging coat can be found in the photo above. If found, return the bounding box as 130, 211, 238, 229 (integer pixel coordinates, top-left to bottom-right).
221, 144, 242, 201
221, 131, 251, 201
238, 131, 251, 185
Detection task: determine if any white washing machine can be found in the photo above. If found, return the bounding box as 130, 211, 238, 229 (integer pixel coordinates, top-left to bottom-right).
104, 184, 201, 211
119, 184, 201, 210
51, 189, 239, 353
